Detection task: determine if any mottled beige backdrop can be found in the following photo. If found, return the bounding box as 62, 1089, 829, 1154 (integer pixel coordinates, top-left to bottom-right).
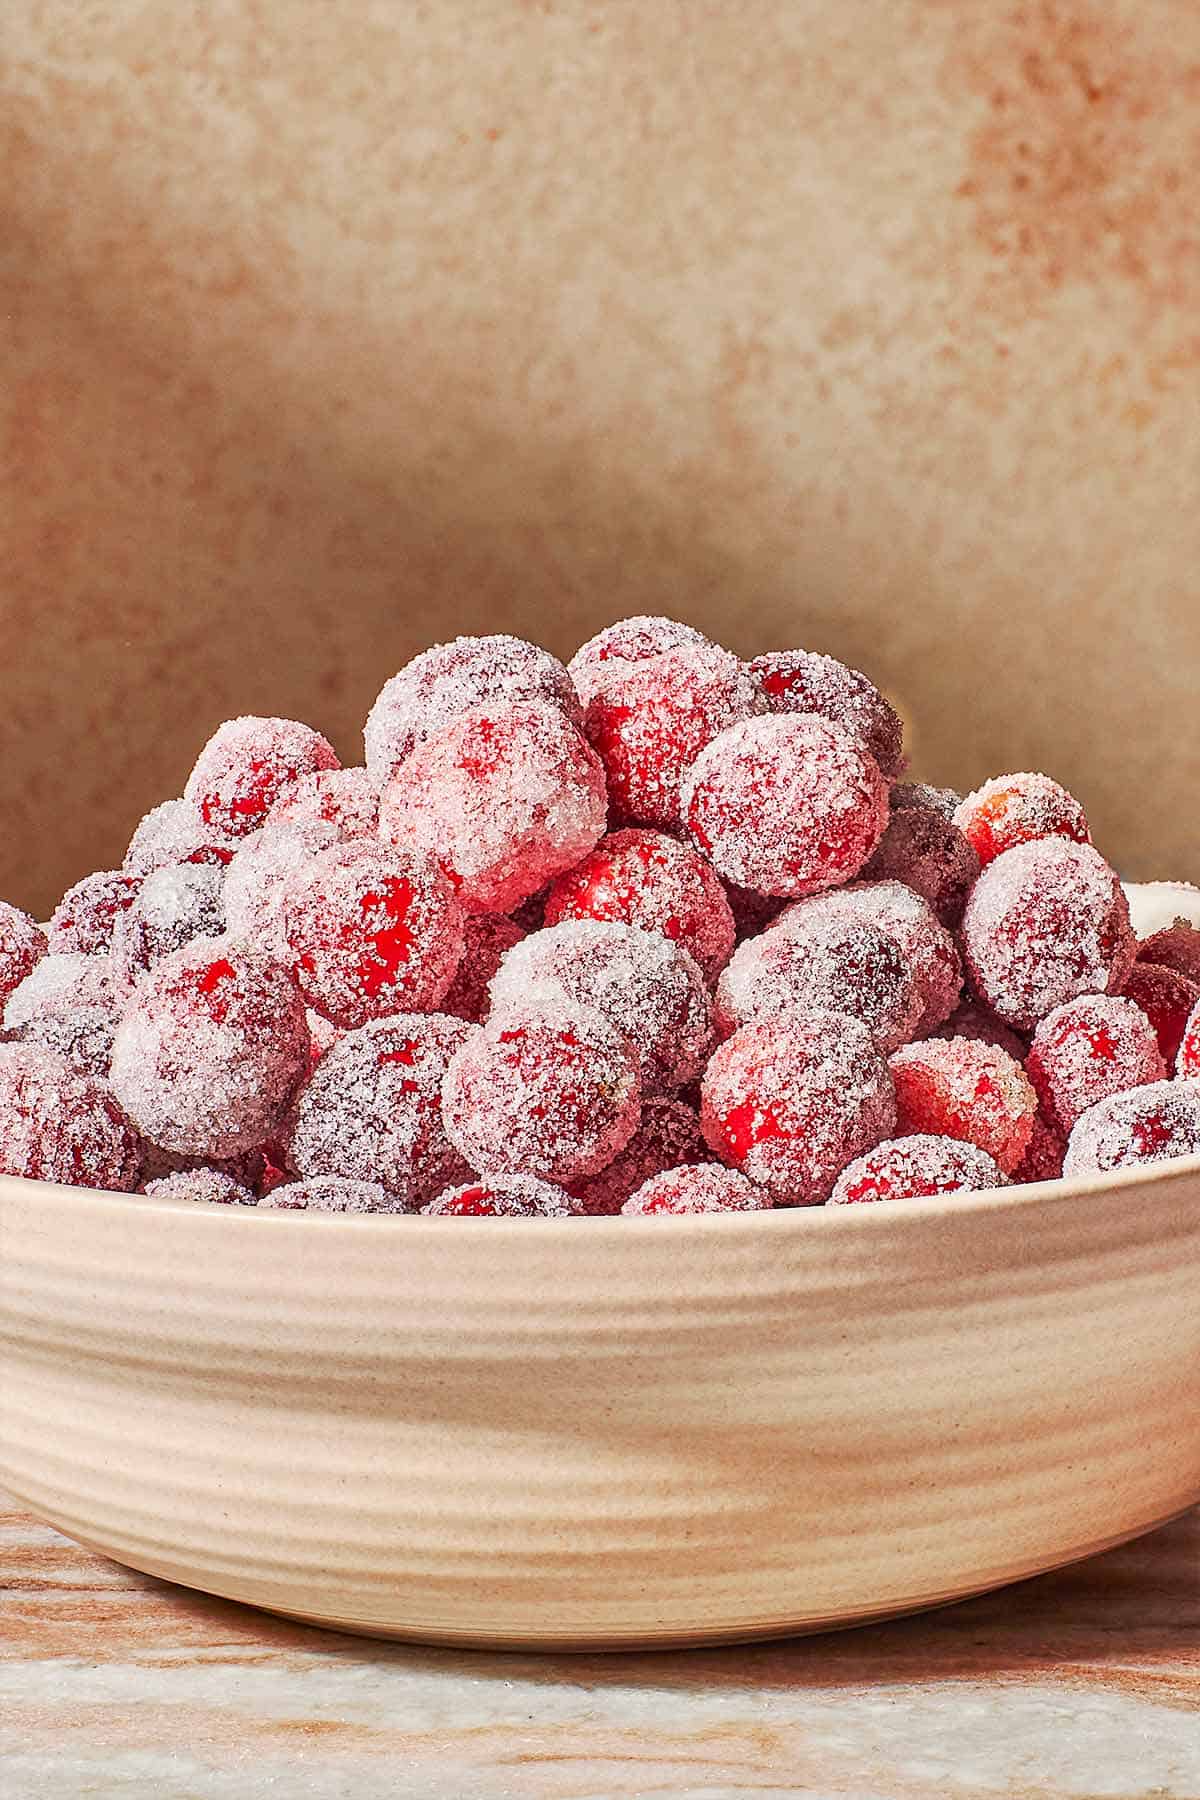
4, 0, 1198, 917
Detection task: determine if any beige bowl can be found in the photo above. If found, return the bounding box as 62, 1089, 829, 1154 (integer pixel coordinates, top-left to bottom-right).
3, 1140, 1199, 1650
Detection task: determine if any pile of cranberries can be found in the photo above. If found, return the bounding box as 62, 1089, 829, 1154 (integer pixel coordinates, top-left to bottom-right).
3, 620, 1199, 1218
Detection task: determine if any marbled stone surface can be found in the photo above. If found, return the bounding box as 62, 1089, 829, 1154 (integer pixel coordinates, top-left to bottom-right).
2, 1495, 1197, 1798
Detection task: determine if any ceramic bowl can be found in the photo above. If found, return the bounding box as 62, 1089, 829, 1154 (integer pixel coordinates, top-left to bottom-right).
3, 1136, 1199, 1650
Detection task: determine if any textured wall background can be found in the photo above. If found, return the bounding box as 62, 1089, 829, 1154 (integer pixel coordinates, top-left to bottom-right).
4, 0, 1198, 916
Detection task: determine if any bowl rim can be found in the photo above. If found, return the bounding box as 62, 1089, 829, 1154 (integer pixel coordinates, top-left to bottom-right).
5, 1143, 1200, 1234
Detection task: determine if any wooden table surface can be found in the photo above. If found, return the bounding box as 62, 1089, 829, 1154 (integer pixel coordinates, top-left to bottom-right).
2, 1495, 1197, 1799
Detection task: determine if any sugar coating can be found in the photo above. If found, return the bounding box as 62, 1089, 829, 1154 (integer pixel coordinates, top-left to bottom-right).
932, 1001, 1028, 1064
0, 903, 46, 1010
1121, 962, 1200, 1071
422, 1174, 580, 1217
864, 787, 980, 927
1065, 1080, 1200, 1176
440, 913, 526, 1023
787, 879, 963, 1036
286, 1013, 475, 1206
1179, 998, 1200, 1079
270, 766, 380, 838
830, 1134, 1006, 1205
584, 644, 763, 831
568, 1095, 712, 1216
111, 862, 226, 994
683, 714, 889, 899
48, 871, 141, 956
714, 904, 923, 1053
281, 843, 465, 1028
568, 616, 711, 706
893, 783, 962, 821
954, 772, 1090, 868
489, 920, 712, 1093
1136, 918, 1200, 985
123, 799, 236, 877
961, 839, 1135, 1030
184, 716, 340, 840
1025, 993, 1165, 1137
1011, 1113, 1067, 1185
260, 1175, 400, 1212
364, 635, 581, 787
3, 952, 121, 1075
143, 1169, 257, 1205
701, 1010, 896, 1206
622, 1163, 771, 1215
110, 935, 309, 1159
889, 1037, 1037, 1175
543, 828, 735, 983
222, 816, 343, 957
749, 649, 906, 780
442, 1001, 642, 1182
0, 1041, 139, 1190
379, 700, 608, 914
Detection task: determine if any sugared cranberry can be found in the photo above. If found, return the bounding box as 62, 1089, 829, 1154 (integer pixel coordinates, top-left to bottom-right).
864, 785, 980, 927
954, 772, 1090, 868
1121, 963, 1200, 1071
750, 649, 905, 779
440, 913, 526, 1023
270, 767, 379, 838
568, 615, 711, 706
110, 863, 226, 994
143, 1169, 257, 1205
123, 799, 237, 877
286, 1013, 475, 1207
888, 1037, 1037, 1175
222, 816, 342, 958
488, 921, 711, 1094
830, 1134, 1006, 1204
543, 829, 735, 983
1010, 1112, 1067, 1185
0, 1041, 139, 1190
1179, 997, 1200, 1079
1026, 994, 1167, 1136
1064, 1080, 1200, 1176
109, 937, 309, 1158
622, 1163, 770, 1214
0, 903, 46, 1010
442, 1002, 641, 1182
3, 953, 120, 1075
715, 898, 922, 1053
568, 1095, 712, 1215
961, 840, 1135, 1030
584, 644, 762, 831
364, 635, 581, 788
422, 1175, 580, 1217
184, 716, 340, 840
379, 700, 607, 914
281, 844, 464, 1029
932, 1001, 1028, 1064
48, 871, 141, 957
683, 715, 889, 898
795, 880, 963, 1035
1135, 917, 1200, 985
260, 1175, 400, 1212
700, 1010, 895, 1206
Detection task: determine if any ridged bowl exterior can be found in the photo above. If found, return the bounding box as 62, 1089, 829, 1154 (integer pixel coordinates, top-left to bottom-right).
2, 1159, 1199, 1649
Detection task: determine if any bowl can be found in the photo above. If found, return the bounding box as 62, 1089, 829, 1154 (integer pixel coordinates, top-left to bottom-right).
3, 1142, 1198, 1650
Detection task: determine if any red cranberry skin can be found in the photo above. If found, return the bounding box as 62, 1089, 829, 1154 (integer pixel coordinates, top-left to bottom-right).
1026, 993, 1166, 1136
1121, 962, 1200, 1072
750, 649, 906, 780
960, 839, 1136, 1032
1136, 919, 1200, 985
954, 772, 1090, 868
441, 1002, 642, 1183
932, 1001, 1028, 1065
1181, 998, 1200, 1080
440, 913, 527, 1024
683, 714, 889, 900
48, 871, 141, 957
568, 1095, 712, 1216
1010, 1113, 1067, 1186
378, 700, 608, 915
543, 828, 736, 983
830, 1134, 1006, 1205
0, 1041, 139, 1191
864, 788, 980, 928
422, 1175, 580, 1217
622, 1163, 771, 1215
109, 936, 310, 1160
184, 716, 340, 840
583, 644, 763, 832
568, 615, 711, 707
1064, 1080, 1200, 1177
286, 1013, 475, 1207
700, 1010, 896, 1207
888, 1037, 1038, 1175
0, 903, 47, 1011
